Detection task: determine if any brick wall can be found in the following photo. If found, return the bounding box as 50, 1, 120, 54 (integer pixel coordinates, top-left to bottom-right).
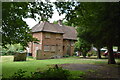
29, 32, 76, 59
29, 32, 42, 57
41, 32, 63, 59
63, 40, 76, 56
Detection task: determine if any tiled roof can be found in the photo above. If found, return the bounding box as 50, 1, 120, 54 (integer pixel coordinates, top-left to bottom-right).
61, 25, 77, 40
32, 21, 77, 40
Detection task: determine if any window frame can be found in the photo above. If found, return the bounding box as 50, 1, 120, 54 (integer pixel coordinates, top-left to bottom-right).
56, 34, 61, 40
45, 33, 51, 39
71, 41, 74, 46
44, 45, 50, 51
51, 45, 56, 52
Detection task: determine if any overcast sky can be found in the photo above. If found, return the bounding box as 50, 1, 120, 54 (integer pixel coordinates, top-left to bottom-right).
23, 9, 66, 29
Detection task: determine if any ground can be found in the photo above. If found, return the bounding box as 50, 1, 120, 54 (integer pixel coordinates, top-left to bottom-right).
59, 63, 120, 79
1, 56, 120, 79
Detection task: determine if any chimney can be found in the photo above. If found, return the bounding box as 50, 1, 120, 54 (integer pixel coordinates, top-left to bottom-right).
58, 20, 63, 26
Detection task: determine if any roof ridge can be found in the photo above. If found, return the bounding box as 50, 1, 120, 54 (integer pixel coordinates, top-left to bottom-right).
41, 21, 46, 31
33, 23, 40, 32
32, 23, 39, 29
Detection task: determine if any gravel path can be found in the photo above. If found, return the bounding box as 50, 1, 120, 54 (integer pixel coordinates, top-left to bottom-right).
59, 64, 120, 80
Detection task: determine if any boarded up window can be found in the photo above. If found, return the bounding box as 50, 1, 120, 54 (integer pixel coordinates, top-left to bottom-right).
51, 45, 56, 52
57, 45, 61, 52
44, 45, 50, 51
71, 41, 74, 46
56, 34, 61, 40
45, 33, 50, 38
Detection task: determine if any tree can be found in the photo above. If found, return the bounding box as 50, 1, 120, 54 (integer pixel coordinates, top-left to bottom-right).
117, 46, 120, 52
76, 2, 120, 64
54, 2, 120, 64
2, 2, 53, 48
74, 38, 91, 58
75, 26, 92, 58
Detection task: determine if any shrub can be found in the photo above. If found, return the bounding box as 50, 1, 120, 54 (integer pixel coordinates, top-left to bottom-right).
87, 52, 93, 57
1, 51, 7, 56
32, 65, 71, 80
63, 54, 70, 57
73, 53, 77, 56
10, 69, 27, 80
5, 65, 73, 80
7, 51, 16, 55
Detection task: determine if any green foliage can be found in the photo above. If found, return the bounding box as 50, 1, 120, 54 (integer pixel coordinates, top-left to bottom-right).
53, 21, 58, 24
7, 66, 72, 80
1, 44, 24, 55
57, 2, 120, 47
63, 54, 70, 57
32, 66, 71, 80
53, 20, 72, 26
74, 38, 91, 57
55, 2, 120, 63
87, 52, 92, 57
54, 2, 80, 26
10, 69, 27, 80
87, 51, 97, 57
2, 2, 53, 48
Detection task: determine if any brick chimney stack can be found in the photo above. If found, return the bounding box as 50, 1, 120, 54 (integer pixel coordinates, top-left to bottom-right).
58, 20, 63, 26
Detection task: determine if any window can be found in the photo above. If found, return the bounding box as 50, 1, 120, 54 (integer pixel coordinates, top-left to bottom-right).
44, 45, 50, 51
45, 33, 50, 38
56, 45, 61, 52
56, 34, 61, 40
58, 45, 61, 52
51, 45, 56, 52
71, 41, 74, 46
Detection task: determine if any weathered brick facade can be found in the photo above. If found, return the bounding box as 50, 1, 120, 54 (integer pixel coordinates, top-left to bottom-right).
28, 21, 77, 59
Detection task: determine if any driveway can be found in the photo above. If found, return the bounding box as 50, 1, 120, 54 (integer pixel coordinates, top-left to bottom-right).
59, 63, 120, 79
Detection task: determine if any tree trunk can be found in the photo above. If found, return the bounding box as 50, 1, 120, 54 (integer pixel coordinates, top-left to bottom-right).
107, 45, 116, 64
117, 46, 120, 52
97, 48, 101, 59
82, 52, 86, 58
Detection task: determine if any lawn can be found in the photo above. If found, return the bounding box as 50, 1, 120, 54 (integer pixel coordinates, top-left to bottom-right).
1, 56, 120, 78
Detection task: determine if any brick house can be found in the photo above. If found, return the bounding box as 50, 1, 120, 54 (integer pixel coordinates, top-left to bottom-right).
28, 20, 77, 59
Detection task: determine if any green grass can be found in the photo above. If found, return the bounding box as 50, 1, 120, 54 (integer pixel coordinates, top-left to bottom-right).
1, 56, 120, 78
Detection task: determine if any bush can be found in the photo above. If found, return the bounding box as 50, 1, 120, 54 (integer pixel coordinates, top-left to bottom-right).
63, 54, 70, 57
87, 52, 93, 57
10, 69, 27, 80
32, 65, 71, 80
4, 65, 73, 80
7, 51, 16, 55
73, 53, 77, 56
1, 51, 7, 56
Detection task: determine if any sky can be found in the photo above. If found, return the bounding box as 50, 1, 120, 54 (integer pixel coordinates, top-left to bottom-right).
23, 9, 66, 29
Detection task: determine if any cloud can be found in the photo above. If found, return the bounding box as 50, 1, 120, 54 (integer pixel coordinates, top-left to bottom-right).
23, 9, 65, 29
49, 9, 66, 23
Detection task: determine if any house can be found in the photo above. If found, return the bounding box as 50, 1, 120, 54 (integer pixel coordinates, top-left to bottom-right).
28, 20, 77, 59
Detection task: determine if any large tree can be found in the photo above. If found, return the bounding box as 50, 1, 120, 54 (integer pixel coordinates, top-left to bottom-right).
2, 2, 53, 48
74, 38, 91, 58
55, 2, 120, 64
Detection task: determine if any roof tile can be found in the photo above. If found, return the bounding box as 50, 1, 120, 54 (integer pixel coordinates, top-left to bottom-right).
32, 21, 77, 40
